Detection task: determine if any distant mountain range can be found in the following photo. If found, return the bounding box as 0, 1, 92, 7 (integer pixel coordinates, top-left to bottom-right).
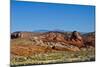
33, 30, 49, 32
33, 29, 93, 33
82, 32, 95, 36
12, 30, 95, 35
33, 29, 80, 32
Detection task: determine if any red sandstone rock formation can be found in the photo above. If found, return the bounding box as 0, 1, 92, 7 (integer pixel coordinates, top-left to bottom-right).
37, 31, 84, 48
11, 31, 95, 50
38, 31, 67, 43
83, 35, 95, 47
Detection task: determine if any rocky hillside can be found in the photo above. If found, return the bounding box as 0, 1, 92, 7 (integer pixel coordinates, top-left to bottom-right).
11, 31, 95, 66
11, 31, 95, 56
82, 32, 95, 47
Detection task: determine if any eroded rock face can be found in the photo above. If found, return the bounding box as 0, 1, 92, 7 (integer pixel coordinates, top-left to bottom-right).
83, 34, 95, 47
38, 31, 68, 43
11, 31, 95, 53
11, 31, 95, 56
68, 31, 84, 48
70, 31, 83, 41
11, 45, 54, 56
11, 41, 81, 56
11, 31, 84, 48
11, 32, 35, 39
38, 31, 84, 48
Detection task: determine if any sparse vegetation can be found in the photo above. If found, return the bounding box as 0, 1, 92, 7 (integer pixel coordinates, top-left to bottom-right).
11, 47, 95, 66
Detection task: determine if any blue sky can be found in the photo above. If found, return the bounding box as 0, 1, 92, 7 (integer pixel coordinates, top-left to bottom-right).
11, 1, 95, 32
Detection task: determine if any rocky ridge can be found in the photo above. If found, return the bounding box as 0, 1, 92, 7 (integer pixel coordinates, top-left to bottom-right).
11, 31, 95, 56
